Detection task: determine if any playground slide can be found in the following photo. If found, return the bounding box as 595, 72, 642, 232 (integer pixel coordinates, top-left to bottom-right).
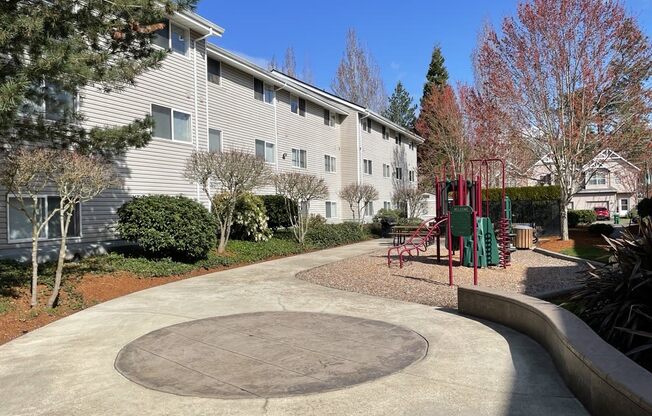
387, 217, 448, 268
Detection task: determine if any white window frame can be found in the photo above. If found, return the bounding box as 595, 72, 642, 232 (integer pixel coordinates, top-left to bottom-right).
588, 170, 607, 186
325, 201, 338, 219
291, 95, 306, 116
324, 155, 337, 173
409, 170, 415, 182
153, 20, 190, 58
620, 198, 629, 212
292, 148, 307, 169
253, 78, 275, 105
395, 134, 402, 145
408, 141, 414, 150
6, 195, 82, 243
362, 118, 372, 133
384, 201, 391, 210
255, 139, 276, 164
382, 126, 390, 140
207, 57, 221, 85
208, 128, 222, 152
395, 167, 403, 180
150, 104, 193, 143
383, 163, 391, 178
363, 159, 373, 175
364, 201, 375, 216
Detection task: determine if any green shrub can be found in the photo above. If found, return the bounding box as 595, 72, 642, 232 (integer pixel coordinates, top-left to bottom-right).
305, 223, 368, 248
588, 223, 614, 237
308, 214, 327, 228
485, 185, 561, 201
261, 194, 296, 230
228, 193, 271, 242
568, 209, 597, 227
117, 195, 216, 261
638, 198, 652, 219
373, 208, 402, 224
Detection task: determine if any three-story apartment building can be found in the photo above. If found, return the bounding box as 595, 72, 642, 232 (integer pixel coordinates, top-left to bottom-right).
0, 10, 423, 260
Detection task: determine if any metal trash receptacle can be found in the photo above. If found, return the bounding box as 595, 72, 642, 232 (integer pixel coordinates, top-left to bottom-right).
514, 225, 534, 249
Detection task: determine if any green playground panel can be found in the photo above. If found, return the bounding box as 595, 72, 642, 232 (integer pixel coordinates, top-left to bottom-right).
462, 217, 499, 268
450, 205, 474, 237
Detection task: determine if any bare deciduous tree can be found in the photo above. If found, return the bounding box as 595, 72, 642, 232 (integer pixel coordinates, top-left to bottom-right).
184, 150, 270, 253
0, 148, 58, 307
282, 46, 297, 77
331, 29, 387, 112
392, 184, 427, 219
339, 183, 379, 223
48, 151, 119, 307
273, 172, 328, 244
469, 0, 652, 239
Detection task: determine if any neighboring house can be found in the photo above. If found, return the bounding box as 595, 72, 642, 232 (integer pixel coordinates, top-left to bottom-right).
527, 149, 640, 217
0, 10, 422, 260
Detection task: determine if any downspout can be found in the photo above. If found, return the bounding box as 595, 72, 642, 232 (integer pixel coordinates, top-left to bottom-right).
273, 82, 288, 173
192, 29, 214, 203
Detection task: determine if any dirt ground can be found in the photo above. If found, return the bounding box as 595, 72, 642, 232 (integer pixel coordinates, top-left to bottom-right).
537, 228, 607, 253
297, 245, 587, 309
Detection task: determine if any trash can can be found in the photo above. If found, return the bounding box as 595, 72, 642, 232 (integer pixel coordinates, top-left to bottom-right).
380, 218, 396, 238
513, 225, 534, 249
613, 214, 620, 224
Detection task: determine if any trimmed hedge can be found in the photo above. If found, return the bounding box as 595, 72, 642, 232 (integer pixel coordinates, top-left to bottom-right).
588, 223, 614, 237
305, 223, 368, 248
117, 195, 216, 261
568, 209, 597, 227
485, 185, 561, 201
261, 194, 295, 230
637, 198, 652, 219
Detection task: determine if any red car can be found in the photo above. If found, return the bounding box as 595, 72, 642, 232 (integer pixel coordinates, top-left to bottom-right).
593, 206, 610, 221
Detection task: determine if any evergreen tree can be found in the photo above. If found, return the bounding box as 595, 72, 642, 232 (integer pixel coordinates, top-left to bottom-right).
382, 81, 417, 129
0, 0, 196, 155
421, 45, 449, 102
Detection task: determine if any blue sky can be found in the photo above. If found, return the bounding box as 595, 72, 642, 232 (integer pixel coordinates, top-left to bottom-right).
198, 0, 652, 104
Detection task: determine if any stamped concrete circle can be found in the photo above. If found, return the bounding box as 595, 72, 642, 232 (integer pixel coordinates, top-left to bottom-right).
114, 311, 428, 399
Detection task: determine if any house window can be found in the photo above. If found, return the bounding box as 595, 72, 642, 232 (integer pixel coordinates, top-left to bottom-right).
255, 139, 275, 163
151, 104, 191, 142
292, 148, 307, 168
326, 201, 337, 219
409, 170, 415, 182
384, 201, 391, 210
363, 159, 373, 175
264, 84, 275, 104
8, 197, 81, 242
153, 20, 188, 56
254, 78, 264, 101
208, 129, 222, 152
20, 82, 75, 121
362, 118, 372, 132
324, 155, 336, 173
383, 164, 391, 178
395, 134, 402, 145
588, 170, 607, 186
621, 198, 629, 212
382, 126, 390, 140
408, 141, 414, 150
207, 58, 221, 84
323, 109, 334, 126
364, 201, 375, 216
395, 167, 403, 180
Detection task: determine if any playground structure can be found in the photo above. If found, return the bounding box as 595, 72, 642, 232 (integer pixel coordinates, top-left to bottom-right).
387, 159, 512, 286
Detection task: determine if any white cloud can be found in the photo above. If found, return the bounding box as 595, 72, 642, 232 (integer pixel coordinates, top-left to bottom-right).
231, 50, 269, 69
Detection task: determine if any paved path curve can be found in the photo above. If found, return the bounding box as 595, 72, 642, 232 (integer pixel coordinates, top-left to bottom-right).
0, 240, 587, 416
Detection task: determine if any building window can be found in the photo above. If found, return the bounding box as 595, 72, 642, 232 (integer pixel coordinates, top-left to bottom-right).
291, 96, 306, 116
8, 197, 81, 242
364, 201, 374, 216
255, 139, 275, 163
253, 78, 274, 104
409, 170, 415, 182
20, 82, 75, 121
153, 20, 188, 56
395, 134, 402, 145
395, 167, 403, 180
588, 170, 607, 186
207, 58, 221, 84
362, 118, 372, 133
363, 159, 373, 175
326, 201, 337, 219
382, 126, 390, 140
208, 129, 222, 152
408, 141, 414, 150
621, 198, 629, 212
292, 148, 307, 168
324, 155, 336, 173
384, 201, 391, 210
264, 84, 275, 104
323, 109, 334, 126
151, 104, 191, 142
383, 164, 391, 178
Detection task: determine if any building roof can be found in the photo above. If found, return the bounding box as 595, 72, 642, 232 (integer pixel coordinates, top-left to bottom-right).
530, 148, 641, 172
175, 10, 225, 36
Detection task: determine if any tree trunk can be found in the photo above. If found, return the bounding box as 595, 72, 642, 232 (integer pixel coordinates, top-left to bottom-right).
30, 229, 40, 308
560, 200, 569, 241
217, 226, 227, 253
47, 212, 72, 308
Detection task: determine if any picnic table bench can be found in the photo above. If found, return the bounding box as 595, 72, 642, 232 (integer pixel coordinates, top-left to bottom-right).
389, 224, 438, 246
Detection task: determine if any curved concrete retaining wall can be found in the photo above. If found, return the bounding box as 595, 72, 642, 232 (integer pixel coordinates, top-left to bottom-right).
458, 286, 652, 416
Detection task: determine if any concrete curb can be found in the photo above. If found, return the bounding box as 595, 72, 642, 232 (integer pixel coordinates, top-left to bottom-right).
458, 286, 652, 416
533, 246, 606, 267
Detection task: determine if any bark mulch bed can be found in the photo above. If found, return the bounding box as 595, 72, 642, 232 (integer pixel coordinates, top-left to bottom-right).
297, 245, 586, 309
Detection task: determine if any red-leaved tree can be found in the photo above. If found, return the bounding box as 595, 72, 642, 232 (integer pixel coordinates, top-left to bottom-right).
468, 0, 652, 239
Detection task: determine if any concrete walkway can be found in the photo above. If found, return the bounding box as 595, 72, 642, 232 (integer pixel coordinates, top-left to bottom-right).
0, 240, 587, 416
